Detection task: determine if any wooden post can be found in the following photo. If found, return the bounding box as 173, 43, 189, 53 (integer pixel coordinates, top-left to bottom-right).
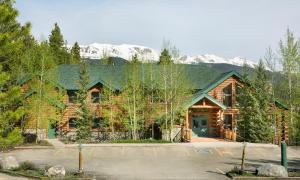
79, 143, 83, 173
241, 142, 247, 173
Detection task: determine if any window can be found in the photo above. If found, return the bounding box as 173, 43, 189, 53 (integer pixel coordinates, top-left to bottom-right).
223, 83, 232, 107
67, 90, 78, 103
92, 118, 101, 129
69, 118, 77, 129
224, 114, 232, 130
91, 91, 100, 103
235, 84, 242, 104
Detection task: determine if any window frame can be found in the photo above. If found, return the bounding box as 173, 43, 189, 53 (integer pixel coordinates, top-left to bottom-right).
91, 91, 101, 103
92, 117, 101, 129
68, 118, 77, 129
223, 83, 233, 107
67, 90, 78, 104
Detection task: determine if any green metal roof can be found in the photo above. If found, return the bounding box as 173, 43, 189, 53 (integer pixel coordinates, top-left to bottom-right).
274, 100, 289, 110
184, 93, 227, 110
200, 70, 243, 94
182, 70, 243, 110
55, 64, 222, 91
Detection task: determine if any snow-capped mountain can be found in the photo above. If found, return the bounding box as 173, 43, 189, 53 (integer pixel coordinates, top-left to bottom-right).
76, 43, 257, 67
79, 43, 159, 62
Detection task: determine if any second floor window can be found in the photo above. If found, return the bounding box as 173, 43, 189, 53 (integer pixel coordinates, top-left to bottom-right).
67, 90, 78, 103
223, 83, 232, 107
91, 91, 100, 103
235, 84, 242, 104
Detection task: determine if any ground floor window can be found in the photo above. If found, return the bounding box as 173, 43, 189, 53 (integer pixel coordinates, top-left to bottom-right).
69, 118, 77, 129
224, 114, 232, 130
92, 118, 101, 129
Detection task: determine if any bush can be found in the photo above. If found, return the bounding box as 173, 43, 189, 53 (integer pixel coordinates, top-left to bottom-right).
18, 161, 36, 171
0, 128, 23, 150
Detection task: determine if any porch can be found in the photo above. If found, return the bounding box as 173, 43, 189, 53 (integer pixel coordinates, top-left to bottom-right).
183, 94, 236, 142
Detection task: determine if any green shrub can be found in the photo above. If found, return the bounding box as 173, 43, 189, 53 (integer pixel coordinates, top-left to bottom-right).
0, 128, 23, 150
18, 161, 36, 170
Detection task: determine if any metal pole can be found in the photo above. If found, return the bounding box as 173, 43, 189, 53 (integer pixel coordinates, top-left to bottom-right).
281, 141, 288, 169
79, 143, 83, 173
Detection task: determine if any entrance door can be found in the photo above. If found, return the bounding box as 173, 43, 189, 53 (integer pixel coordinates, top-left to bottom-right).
48, 123, 56, 139
192, 116, 208, 137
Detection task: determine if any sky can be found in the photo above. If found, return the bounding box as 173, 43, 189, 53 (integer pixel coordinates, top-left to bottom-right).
15, 0, 300, 62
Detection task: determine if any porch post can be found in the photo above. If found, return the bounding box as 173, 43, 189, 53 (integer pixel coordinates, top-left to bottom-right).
185, 110, 191, 141
220, 110, 224, 139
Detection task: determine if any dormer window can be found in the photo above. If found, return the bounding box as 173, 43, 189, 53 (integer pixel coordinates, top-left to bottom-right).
223, 83, 232, 107
91, 91, 100, 103
67, 90, 78, 103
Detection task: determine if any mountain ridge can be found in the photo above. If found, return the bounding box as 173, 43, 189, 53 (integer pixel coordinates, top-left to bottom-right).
74, 43, 257, 68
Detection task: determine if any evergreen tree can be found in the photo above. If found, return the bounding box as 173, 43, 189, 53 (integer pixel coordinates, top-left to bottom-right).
237, 67, 264, 142
252, 60, 273, 142
49, 23, 71, 64
71, 42, 81, 64
76, 62, 92, 140
237, 63, 273, 143
0, 0, 32, 73
131, 54, 140, 64
158, 48, 173, 65
0, 65, 24, 149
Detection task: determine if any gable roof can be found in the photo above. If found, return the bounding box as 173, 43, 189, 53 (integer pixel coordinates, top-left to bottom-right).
200, 70, 243, 94
183, 70, 243, 110
184, 93, 226, 110
274, 100, 289, 110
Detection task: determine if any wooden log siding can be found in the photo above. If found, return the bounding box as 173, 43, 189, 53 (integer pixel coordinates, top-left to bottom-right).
185, 76, 242, 141
60, 85, 103, 132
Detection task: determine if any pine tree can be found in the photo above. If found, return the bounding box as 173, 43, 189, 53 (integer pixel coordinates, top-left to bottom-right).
237, 63, 273, 143
0, 0, 32, 73
158, 48, 173, 65
71, 42, 81, 64
76, 62, 92, 140
131, 54, 140, 64
49, 23, 71, 64
252, 60, 273, 142
0, 65, 24, 149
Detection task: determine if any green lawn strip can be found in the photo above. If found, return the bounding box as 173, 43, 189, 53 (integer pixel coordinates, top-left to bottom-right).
0, 169, 94, 179
61, 139, 172, 144
227, 170, 300, 178
0, 169, 43, 179
22, 140, 52, 147
104, 139, 171, 143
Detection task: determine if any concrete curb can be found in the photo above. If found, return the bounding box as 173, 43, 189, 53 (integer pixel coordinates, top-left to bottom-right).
65, 143, 185, 148
14, 146, 54, 150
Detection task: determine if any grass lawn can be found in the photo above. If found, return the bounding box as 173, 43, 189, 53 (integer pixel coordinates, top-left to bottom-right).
21, 140, 52, 146
227, 169, 300, 178
61, 138, 172, 144
0, 161, 94, 179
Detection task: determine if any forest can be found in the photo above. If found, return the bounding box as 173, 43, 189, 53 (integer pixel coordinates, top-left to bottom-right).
1, 0, 300, 148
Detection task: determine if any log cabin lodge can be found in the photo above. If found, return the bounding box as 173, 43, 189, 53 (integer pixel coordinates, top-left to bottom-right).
20, 64, 289, 143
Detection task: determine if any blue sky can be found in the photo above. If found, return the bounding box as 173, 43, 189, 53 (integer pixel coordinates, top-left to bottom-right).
16, 0, 300, 62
